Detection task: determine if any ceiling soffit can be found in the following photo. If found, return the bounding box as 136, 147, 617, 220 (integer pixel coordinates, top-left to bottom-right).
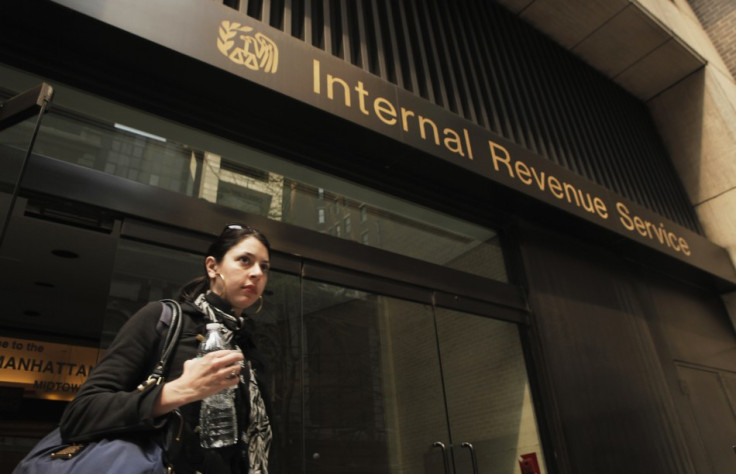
496, 0, 706, 101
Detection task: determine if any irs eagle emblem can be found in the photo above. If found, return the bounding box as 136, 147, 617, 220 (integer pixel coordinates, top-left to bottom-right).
217, 21, 278, 73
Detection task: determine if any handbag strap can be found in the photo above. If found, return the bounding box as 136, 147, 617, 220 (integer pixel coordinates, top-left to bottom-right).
136, 299, 183, 392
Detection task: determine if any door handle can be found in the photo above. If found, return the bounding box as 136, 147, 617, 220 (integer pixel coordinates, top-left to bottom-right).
432, 441, 450, 474
461, 442, 479, 474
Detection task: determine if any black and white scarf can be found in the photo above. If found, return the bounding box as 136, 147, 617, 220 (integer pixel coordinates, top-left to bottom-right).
194, 292, 273, 473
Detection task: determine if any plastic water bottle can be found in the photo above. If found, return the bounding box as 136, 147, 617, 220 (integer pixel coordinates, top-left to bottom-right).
198, 322, 238, 448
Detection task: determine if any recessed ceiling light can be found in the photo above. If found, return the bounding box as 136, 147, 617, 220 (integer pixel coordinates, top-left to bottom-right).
51, 249, 79, 259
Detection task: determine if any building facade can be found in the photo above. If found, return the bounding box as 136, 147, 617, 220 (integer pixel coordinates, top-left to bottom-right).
1, 1, 736, 473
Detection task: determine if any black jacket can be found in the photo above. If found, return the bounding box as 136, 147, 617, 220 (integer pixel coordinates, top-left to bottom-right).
59, 294, 271, 473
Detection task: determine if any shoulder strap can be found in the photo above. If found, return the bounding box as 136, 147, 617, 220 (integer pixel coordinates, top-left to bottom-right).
158, 299, 182, 371
136, 299, 183, 392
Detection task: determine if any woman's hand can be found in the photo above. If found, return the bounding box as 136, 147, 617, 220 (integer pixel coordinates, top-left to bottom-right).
153, 349, 244, 416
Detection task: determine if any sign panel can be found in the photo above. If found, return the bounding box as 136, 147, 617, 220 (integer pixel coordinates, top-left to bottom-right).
51, 0, 736, 284
0, 336, 99, 401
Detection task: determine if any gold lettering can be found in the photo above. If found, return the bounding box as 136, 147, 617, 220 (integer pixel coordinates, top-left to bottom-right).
548, 176, 563, 199
531, 168, 546, 191
327, 74, 350, 105
578, 190, 595, 213
400, 108, 415, 132
563, 182, 579, 206
374, 98, 397, 125
593, 197, 608, 219
354, 81, 370, 115
463, 128, 474, 160
617, 202, 634, 230
616, 202, 690, 256
419, 116, 440, 145
488, 142, 608, 219
443, 128, 465, 157
646, 221, 665, 243
515, 161, 532, 185
667, 231, 680, 250
633, 216, 647, 236
313, 59, 320, 94
488, 141, 513, 176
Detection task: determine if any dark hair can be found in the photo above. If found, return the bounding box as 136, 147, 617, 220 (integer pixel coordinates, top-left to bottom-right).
178, 225, 271, 303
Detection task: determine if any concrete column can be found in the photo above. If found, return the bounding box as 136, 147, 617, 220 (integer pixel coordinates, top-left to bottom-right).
645, 0, 736, 327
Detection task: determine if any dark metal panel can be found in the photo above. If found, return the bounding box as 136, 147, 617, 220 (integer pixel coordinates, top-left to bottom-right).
358, 1, 378, 76
303, 0, 313, 43
440, 1, 476, 123
266, 0, 282, 28
676, 365, 736, 473
461, 1, 505, 135
426, 0, 462, 116
519, 223, 698, 474
537, 46, 583, 175
389, 0, 419, 94
447, 1, 488, 128
302, 259, 432, 305
322, 0, 335, 56
260, 0, 271, 23
344, 0, 362, 68
481, 4, 528, 149
120, 218, 213, 254
354, 0, 373, 74
284, 0, 299, 39
370, 0, 392, 83
433, 291, 528, 324
597, 80, 651, 207
416, 0, 449, 110
508, 18, 558, 163
524, 36, 576, 172
405, 0, 435, 102
308, 0, 323, 50
303, 259, 528, 323
282, 0, 293, 35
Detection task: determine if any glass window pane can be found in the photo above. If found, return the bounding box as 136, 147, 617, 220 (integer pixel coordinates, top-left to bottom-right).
1, 68, 507, 283
302, 280, 449, 474
103, 239, 202, 347
436, 308, 548, 474
247, 271, 303, 474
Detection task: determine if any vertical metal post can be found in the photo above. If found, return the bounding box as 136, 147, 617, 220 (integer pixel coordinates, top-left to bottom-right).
0, 82, 55, 247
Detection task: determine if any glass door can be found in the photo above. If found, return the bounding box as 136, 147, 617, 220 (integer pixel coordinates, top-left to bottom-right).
301, 279, 449, 474
436, 308, 547, 474
300, 279, 546, 474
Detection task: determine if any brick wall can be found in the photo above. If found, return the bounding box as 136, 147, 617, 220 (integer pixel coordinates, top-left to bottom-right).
688, 0, 736, 78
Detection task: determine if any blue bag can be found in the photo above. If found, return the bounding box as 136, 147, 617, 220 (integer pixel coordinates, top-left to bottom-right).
12, 300, 183, 474
12, 428, 166, 474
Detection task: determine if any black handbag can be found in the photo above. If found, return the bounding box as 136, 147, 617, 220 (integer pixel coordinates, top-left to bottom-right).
12, 300, 184, 474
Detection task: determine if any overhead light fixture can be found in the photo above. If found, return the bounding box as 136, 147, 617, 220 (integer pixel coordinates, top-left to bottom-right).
114, 123, 167, 142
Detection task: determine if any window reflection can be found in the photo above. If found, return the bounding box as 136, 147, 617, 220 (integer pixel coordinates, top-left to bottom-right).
1, 99, 507, 282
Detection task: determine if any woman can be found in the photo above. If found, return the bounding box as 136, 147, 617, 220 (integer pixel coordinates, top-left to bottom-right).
59, 224, 273, 473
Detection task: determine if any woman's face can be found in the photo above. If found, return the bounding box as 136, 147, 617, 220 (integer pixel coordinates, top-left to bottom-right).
206, 236, 270, 315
